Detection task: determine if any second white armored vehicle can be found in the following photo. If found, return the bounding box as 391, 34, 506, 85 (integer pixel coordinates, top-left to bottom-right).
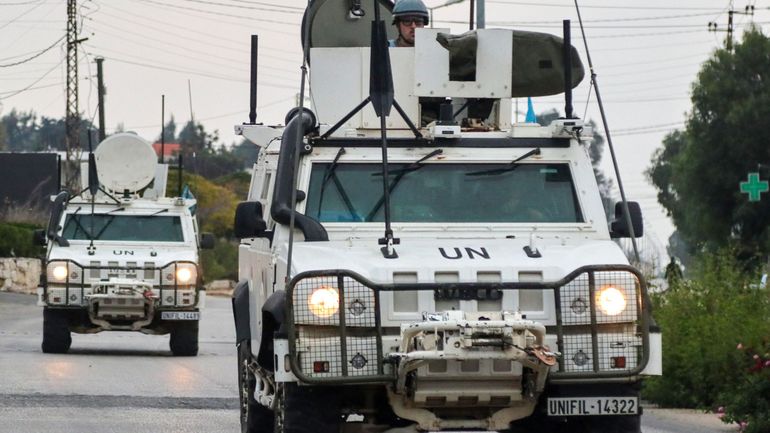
37, 133, 214, 356
232, 1, 661, 432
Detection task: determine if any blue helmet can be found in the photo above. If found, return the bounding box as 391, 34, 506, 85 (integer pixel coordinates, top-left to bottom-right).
392, 0, 429, 25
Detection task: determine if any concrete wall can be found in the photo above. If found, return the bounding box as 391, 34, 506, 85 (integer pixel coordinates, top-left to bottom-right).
0, 258, 40, 295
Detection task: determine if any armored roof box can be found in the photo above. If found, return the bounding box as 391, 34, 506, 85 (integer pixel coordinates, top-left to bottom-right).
437, 30, 584, 97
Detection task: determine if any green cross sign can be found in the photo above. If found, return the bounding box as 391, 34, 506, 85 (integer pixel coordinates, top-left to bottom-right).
740, 172, 769, 202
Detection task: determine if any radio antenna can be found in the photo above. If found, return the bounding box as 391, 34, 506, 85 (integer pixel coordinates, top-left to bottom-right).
573, 0, 639, 263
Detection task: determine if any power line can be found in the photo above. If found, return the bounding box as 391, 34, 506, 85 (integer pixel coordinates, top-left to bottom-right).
131, 0, 299, 26
171, 0, 302, 14
485, 1, 726, 11
0, 0, 46, 31
94, 3, 300, 63
0, 35, 64, 67
83, 19, 299, 72
0, 57, 64, 98
0, 0, 46, 5
480, 11, 723, 25
103, 56, 298, 89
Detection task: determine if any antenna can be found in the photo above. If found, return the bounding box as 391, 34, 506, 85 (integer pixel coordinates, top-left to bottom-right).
371, 0, 399, 259
87, 129, 97, 254
95, 56, 106, 142
160, 95, 165, 164
178, 154, 183, 198
248, 34, 258, 124
563, 20, 574, 119
286, 2, 314, 282
574, 0, 639, 263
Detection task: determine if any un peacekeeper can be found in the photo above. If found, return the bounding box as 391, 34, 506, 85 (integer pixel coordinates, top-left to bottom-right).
389, 0, 429, 47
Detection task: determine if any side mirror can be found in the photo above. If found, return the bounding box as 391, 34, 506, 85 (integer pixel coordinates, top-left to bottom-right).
610, 201, 643, 238
199, 233, 216, 250
47, 191, 70, 247
234, 201, 269, 239
33, 229, 47, 246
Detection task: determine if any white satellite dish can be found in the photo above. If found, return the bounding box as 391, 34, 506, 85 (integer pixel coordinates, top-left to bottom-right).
94, 133, 157, 194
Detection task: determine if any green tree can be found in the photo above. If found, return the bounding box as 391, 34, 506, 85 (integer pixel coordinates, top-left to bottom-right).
178, 119, 218, 155
158, 116, 177, 144
2, 109, 37, 151
647, 28, 770, 259
0, 110, 92, 151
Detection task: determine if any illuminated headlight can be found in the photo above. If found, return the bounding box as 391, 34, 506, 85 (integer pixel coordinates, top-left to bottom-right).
176, 266, 194, 284
308, 286, 339, 318
47, 261, 69, 282
596, 286, 626, 316
164, 263, 197, 286
52, 265, 68, 281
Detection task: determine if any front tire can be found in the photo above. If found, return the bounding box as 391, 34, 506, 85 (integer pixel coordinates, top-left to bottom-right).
41, 307, 72, 354
169, 320, 199, 356
238, 342, 274, 433
274, 383, 341, 433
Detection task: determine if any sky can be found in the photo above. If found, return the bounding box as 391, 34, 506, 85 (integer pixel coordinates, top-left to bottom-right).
1, 0, 765, 270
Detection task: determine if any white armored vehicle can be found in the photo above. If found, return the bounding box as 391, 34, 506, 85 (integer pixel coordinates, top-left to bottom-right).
232, 1, 661, 432
36, 133, 214, 356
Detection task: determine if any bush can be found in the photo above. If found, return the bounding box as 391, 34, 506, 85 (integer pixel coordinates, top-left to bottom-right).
0, 222, 45, 258
718, 341, 770, 433
643, 250, 770, 410
201, 238, 238, 282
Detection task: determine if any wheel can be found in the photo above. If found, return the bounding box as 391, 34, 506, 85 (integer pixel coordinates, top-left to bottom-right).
238, 342, 274, 433
169, 320, 199, 356
41, 307, 72, 354
274, 382, 341, 433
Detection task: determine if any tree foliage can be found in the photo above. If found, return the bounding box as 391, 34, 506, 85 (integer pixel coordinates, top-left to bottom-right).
643, 250, 770, 410
647, 28, 770, 259
0, 109, 93, 151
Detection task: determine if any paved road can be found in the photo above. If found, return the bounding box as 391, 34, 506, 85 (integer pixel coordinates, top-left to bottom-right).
0, 291, 737, 433
0, 291, 239, 433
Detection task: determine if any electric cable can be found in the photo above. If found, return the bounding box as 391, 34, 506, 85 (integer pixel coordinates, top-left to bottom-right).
0, 35, 65, 67
0, 0, 45, 31
0, 56, 64, 99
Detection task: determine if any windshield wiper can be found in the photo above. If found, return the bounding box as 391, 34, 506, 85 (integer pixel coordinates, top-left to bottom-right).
365, 149, 443, 221
316, 148, 359, 220
143, 209, 168, 217
466, 148, 541, 176
61, 207, 82, 235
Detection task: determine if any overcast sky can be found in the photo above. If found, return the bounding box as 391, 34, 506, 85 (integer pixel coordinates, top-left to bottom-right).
1, 0, 764, 266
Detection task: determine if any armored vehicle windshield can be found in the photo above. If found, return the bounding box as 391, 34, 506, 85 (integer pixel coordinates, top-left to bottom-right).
305, 162, 584, 223
61, 213, 185, 242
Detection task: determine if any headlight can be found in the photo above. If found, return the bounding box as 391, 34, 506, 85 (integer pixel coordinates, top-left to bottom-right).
50, 263, 68, 282
176, 267, 194, 284
164, 263, 197, 286
596, 286, 626, 316
308, 286, 339, 318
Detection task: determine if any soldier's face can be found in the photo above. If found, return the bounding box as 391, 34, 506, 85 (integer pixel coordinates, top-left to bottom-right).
398, 16, 425, 46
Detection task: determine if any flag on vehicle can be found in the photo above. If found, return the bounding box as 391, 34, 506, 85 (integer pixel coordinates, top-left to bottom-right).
526, 97, 537, 123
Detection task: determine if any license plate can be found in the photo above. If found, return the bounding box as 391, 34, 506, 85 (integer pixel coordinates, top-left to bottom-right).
547, 397, 639, 416
161, 311, 199, 320
434, 288, 502, 301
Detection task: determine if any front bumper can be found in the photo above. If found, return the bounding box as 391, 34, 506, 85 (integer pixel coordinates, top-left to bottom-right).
286, 265, 650, 384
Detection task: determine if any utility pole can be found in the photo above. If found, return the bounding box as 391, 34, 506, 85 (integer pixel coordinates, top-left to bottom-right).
95, 56, 106, 142
708, 3, 754, 52
65, 0, 88, 186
